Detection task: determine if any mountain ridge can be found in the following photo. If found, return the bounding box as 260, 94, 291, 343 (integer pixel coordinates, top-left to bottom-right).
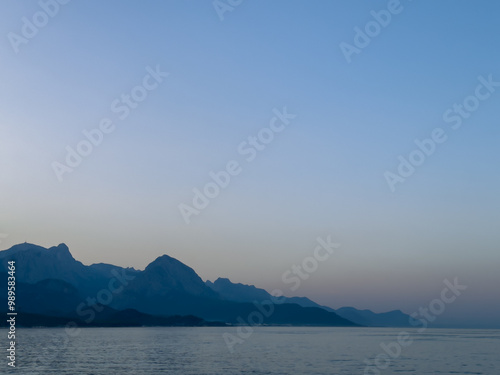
206, 277, 412, 327
0, 242, 406, 327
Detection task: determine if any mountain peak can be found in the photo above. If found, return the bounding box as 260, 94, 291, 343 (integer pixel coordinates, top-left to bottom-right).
123, 253, 217, 298
55, 243, 69, 250
1, 242, 72, 257
152, 254, 177, 262
1, 242, 46, 255
48, 243, 75, 261
146, 254, 187, 272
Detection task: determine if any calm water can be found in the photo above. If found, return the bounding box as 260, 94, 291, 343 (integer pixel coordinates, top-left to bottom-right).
2, 327, 499, 374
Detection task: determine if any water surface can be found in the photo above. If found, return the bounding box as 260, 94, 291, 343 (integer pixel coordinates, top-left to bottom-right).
3, 327, 499, 374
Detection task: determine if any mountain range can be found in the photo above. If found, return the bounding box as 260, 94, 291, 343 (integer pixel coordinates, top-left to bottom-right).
0, 243, 411, 327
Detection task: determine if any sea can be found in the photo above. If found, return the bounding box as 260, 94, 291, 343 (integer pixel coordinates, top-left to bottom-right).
2, 327, 499, 374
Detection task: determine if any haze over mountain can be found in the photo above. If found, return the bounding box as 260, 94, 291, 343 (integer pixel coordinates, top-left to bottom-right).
2, 0, 499, 333
206, 277, 411, 327
0, 243, 374, 327
0, 242, 140, 296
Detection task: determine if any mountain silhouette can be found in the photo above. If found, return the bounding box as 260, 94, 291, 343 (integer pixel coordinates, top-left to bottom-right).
0, 243, 408, 327
206, 277, 411, 327
0, 242, 139, 297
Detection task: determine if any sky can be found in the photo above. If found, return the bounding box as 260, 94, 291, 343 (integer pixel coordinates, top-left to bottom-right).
0, 0, 499, 328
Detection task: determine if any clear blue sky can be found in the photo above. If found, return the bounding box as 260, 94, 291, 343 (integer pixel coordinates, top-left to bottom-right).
1, 0, 499, 327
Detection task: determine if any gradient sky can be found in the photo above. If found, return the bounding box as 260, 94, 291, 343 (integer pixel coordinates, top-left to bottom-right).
1, 1, 499, 327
